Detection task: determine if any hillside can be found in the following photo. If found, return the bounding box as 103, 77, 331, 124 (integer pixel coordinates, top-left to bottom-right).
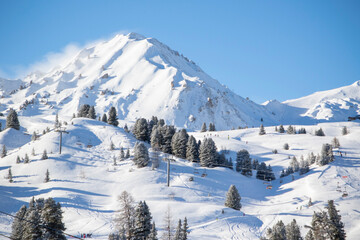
0, 33, 278, 131
0, 118, 359, 239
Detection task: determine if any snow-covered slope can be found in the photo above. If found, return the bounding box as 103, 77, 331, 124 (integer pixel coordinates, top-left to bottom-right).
0, 33, 277, 130
0, 119, 359, 239
265, 81, 360, 123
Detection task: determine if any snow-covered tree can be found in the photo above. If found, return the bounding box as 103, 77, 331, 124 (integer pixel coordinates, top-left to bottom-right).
331, 137, 340, 148
259, 124, 266, 135
285, 219, 302, 240
326, 200, 346, 240
311, 211, 331, 240
315, 128, 325, 136
115, 191, 135, 239
186, 135, 199, 162
124, 123, 129, 133
305, 230, 314, 240
120, 147, 125, 161
6, 109, 20, 130
225, 185, 241, 210
162, 125, 176, 154
287, 125, 295, 134
16, 155, 21, 164
200, 122, 207, 132
102, 113, 108, 123
147, 222, 158, 240
256, 162, 267, 180
279, 124, 285, 133
133, 142, 149, 168
174, 219, 183, 240
1, 145, 7, 158
110, 141, 115, 150
161, 206, 174, 240
78, 104, 90, 117
133, 201, 153, 240
151, 126, 163, 150
108, 107, 119, 126
11, 205, 27, 239
199, 138, 217, 167
126, 149, 130, 158
133, 118, 149, 142
182, 217, 188, 240
41, 198, 66, 239
299, 158, 310, 175
341, 126, 348, 136
23, 207, 42, 240
290, 156, 300, 172
283, 143, 290, 150
317, 143, 334, 166
87, 106, 96, 119
171, 129, 189, 159
236, 149, 252, 176
267, 220, 286, 240
41, 150, 48, 160
44, 169, 50, 183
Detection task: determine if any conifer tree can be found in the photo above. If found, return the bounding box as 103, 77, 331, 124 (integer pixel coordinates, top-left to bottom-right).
256, 162, 267, 180
182, 217, 188, 240
11, 205, 27, 239
315, 128, 325, 136
311, 211, 331, 239
120, 147, 125, 161
8, 167, 13, 183
114, 191, 135, 239
32, 148, 36, 156
124, 123, 129, 133
259, 124, 266, 135
110, 141, 115, 150
133, 201, 153, 240
162, 125, 176, 154
78, 104, 90, 117
161, 206, 174, 240
41, 198, 67, 239
290, 156, 300, 172
209, 123, 216, 131
225, 185, 241, 210
102, 113, 108, 123
133, 118, 149, 142
326, 200, 346, 240
88, 106, 96, 119
174, 219, 183, 240
147, 222, 158, 240
1, 145, 7, 158
32, 131, 38, 141
24, 153, 30, 164
108, 107, 119, 126
186, 135, 199, 162
16, 155, 21, 164
341, 126, 348, 136
285, 219, 302, 240
44, 169, 50, 183
6, 109, 20, 130
299, 158, 310, 175
267, 220, 286, 240
279, 124, 285, 133
151, 126, 162, 150
42, 150, 48, 160
305, 230, 315, 240
201, 122, 207, 132
199, 138, 217, 167
317, 143, 334, 166
284, 143, 290, 150
331, 137, 340, 148
236, 149, 252, 176
133, 142, 149, 168
23, 206, 42, 240
126, 149, 130, 159
171, 129, 189, 159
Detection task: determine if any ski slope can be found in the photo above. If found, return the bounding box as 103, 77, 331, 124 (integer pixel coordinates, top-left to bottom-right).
0, 117, 359, 239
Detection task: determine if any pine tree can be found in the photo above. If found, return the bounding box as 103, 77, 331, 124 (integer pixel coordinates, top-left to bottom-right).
6, 109, 20, 130
41, 198, 67, 239
182, 217, 188, 240
32, 148, 36, 156
326, 200, 346, 240
209, 123, 216, 131
108, 107, 119, 126
1, 145, 7, 158
199, 138, 217, 167
110, 141, 115, 150
88, 106, 96, 119
147, 222, 158, 240
42, 149, 48, 160
174, 219, 183, 240
225, 185, 241, 210
266, 165, 276, 181
341, 126, 348, 136
311, 211, 331, 239
290, 156, 300, 172
126, 149, 130, 158
133, 201, 153, 240
16, 155, 21, 164
11, 205, 27, 239
7, 167, 13, 183
267, 220, 286, 240
286, 125, 294, 134
102, 113, 108, 123
284, 143, 290, 150
299, 158, 310, 175
151, 126, 163, 150
162, 125, 176, 154
23, 207, 42, 240
236, 149, 252, 176
305, 230, 315, 240
285, 219, 302, 240
259, 124, 266, 135
256, 162, 267, 180
133, 118, 149, 142
120, 147, 125, 161
171, 129, 189, 159
331, 137, 340, 148
133, 142, 149, 168
315, 128, 325, 136
279, 124, 285, 133
78, 104, 90, 117
124, 123, 129, 133
44, 169, 50, 183
317, 143, 334, 166
186, 135, 198, 162
201, 122, 207, 132
31, 131, 37, 141
24, 153, 30, 164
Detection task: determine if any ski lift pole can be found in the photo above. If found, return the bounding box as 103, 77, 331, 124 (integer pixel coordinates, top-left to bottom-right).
55, 127, 69, 154
167, 157, 170, 187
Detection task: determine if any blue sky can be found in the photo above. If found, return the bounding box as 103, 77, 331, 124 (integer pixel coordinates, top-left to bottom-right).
0, 0, 359, 103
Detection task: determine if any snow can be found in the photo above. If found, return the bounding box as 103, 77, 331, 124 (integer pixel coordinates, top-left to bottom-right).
0, 118, 359, 239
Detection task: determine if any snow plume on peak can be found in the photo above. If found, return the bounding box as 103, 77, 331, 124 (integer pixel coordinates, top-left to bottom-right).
1, 33, 277, 130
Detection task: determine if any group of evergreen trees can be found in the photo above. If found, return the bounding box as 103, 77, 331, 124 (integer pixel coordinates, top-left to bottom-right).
235, 150, 252, 176
11, 197, 66, 240
200, 122, 216, 132
255, 162, 276, 181
275, 125, 306, 134
262, 200, 345, 240
77, 104, 119, 127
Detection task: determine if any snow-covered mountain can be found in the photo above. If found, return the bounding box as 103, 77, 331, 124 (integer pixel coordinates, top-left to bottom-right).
0, 33, 278, 130
264, 81, 360, 124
